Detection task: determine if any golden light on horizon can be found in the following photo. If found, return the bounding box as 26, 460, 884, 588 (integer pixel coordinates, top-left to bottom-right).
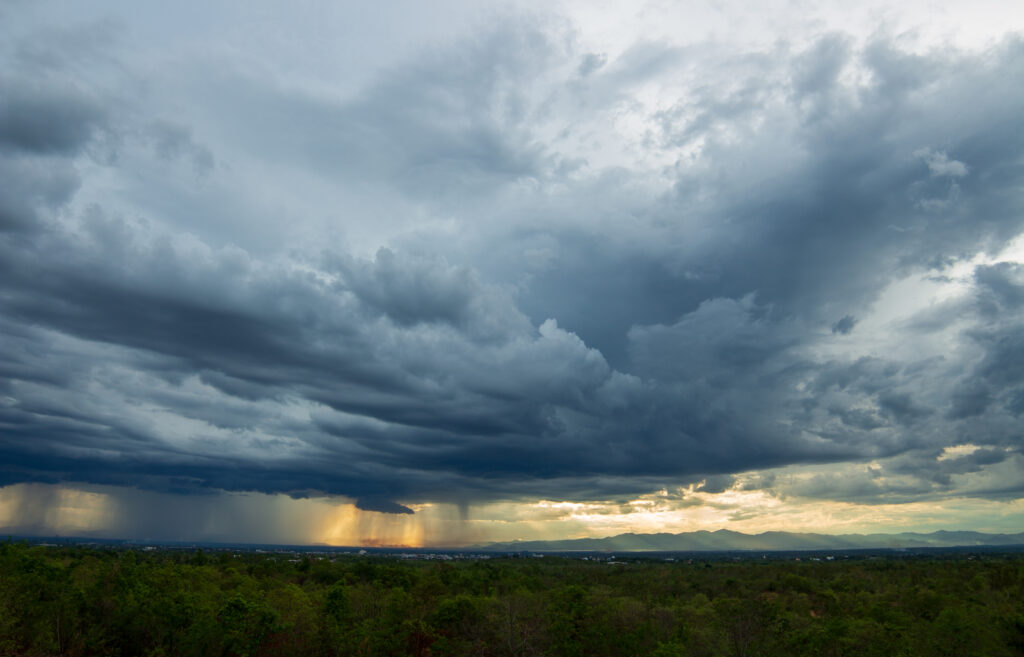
0, 483, 115, 534
3, 477, 1024, 546
316, 502, 428, 548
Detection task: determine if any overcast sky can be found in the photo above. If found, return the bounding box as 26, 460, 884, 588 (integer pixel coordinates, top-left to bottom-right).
2, 0, 1024, 546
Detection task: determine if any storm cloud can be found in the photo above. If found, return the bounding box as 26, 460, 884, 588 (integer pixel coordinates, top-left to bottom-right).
1, 2, 1023, 528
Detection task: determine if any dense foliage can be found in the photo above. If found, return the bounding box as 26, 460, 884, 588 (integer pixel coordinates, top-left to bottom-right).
1, 542, 1022, 656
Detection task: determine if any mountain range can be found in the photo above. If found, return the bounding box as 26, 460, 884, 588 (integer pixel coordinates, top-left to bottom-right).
476, 529, 1024, 552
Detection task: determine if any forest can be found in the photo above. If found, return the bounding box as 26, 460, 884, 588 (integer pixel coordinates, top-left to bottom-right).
1, 541, 1022, 657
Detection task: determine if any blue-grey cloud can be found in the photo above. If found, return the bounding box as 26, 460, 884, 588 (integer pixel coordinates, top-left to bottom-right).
0, 7, 1023, 518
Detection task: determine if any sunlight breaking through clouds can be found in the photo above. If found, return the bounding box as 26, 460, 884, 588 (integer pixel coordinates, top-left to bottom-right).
3, 477, 1024, 546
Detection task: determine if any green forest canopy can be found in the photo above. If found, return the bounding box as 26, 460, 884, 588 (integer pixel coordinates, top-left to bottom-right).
1, 541, 1022, 657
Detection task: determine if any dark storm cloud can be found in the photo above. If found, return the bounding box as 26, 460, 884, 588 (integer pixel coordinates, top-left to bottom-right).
190, 24, 552, 207
831, 315, 857, 335
0, 156, 80, 231
519, 36, 1024, 363
774, 446, 1024, 506
946, 381, 993, 420
696, 475, 735, 494
0, 19, 116, 232
0, 83, 96, 230
334, 248, 528, 335
1, 14, 1024, 515
146, 120, 215, 173
355, 498, 414, 515
0, 82, 105, 155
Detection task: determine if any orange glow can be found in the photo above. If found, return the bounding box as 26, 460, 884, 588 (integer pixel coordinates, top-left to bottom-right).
316, 502, 427, 548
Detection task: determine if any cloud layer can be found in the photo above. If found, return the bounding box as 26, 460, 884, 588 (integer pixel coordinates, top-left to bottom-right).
1, 2, 1023, 530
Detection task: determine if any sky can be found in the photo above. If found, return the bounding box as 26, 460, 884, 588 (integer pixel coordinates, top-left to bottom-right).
2, 0, 1024, 547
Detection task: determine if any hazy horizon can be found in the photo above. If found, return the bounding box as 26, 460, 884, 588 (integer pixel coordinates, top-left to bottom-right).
2, 1, 1024, 547
7, 519, 1024, 551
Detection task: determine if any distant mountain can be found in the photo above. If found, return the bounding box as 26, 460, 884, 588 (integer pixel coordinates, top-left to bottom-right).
476, 529, 1024, 552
